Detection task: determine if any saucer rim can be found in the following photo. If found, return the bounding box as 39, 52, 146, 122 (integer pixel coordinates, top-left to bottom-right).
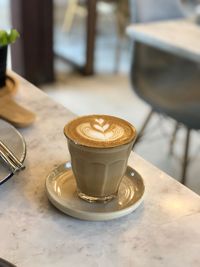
46, 162, 145, 221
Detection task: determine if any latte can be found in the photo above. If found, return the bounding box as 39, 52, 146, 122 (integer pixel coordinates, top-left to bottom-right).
64, 115, 136, 148
64, 115, 137, 202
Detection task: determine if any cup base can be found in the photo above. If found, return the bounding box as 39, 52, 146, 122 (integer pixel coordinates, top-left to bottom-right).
77, 190, 117, 203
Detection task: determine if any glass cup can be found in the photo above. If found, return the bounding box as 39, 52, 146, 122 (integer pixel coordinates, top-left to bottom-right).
64, 119, 136, 203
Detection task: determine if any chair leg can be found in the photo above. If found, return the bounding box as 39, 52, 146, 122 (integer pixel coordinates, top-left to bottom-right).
114, 0, 128, 73
169, 122, 179, 155
62, 0, 79, 32
133, 109, 154, 148
114, 36, 123, 73
181, 128, 191, 185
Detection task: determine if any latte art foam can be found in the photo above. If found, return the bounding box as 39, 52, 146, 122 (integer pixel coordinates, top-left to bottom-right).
76, 120, 125, 142
64, 115, 136, 148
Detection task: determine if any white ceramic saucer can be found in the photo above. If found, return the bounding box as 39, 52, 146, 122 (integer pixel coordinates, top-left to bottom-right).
46, 162, 145, 221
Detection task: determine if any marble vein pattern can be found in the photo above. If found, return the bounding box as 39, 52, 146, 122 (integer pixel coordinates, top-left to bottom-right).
0, 73, 200, 267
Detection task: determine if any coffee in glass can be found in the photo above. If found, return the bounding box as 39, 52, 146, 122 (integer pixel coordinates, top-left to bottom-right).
64, 115, 136, 202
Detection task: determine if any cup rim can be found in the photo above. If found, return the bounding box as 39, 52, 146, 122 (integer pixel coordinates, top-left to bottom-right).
66, 134, 137, 150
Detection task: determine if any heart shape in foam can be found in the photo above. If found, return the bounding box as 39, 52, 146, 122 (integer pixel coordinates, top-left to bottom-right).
93, 123, 110, 132
76, 120, 125, 142
95, 118, 104, 125
83, 127, 114, 140
86, 119, 114, 140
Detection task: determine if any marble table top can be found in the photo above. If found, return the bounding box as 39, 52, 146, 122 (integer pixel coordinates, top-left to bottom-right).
127, 19, 200, 62
1, 73, 200, 267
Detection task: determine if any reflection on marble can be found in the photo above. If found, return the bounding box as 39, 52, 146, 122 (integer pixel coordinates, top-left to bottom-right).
0, 73, 200, 266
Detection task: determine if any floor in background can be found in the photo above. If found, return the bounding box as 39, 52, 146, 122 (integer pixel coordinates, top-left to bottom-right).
43, 64, 200, 195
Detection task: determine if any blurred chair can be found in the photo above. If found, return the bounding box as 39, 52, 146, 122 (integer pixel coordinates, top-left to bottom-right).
62, 0, 129, 72
62, 0, 128, 32
129, 0, 200, 183
62, 0, 87, 32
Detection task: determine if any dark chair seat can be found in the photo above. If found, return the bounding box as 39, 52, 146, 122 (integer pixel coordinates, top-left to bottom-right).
128, 0, 200, 182
132, 44, 200, 129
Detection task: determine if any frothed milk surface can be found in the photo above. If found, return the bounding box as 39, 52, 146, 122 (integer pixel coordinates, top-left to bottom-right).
64, 115, 136, 148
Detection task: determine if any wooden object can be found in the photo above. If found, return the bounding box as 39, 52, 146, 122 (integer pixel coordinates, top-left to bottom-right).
0, 76, 36, 127
0, 76, 18, 97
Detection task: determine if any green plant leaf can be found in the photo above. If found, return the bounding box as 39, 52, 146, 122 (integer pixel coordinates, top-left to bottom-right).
9, 29, 20, 43
0, 29, 19, 46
